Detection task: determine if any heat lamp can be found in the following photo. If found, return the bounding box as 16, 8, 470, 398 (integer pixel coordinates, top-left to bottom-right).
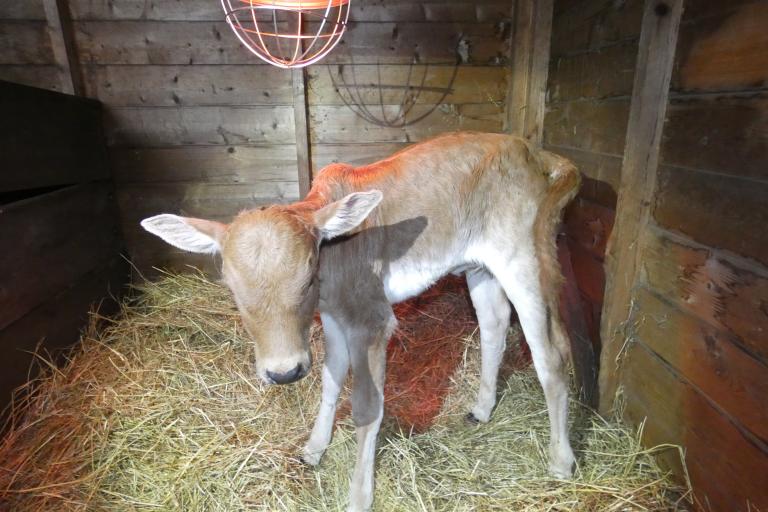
221, 0, 351, 68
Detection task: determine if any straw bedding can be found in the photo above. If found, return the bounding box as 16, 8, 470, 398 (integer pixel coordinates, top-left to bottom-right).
0, 272, 690, 511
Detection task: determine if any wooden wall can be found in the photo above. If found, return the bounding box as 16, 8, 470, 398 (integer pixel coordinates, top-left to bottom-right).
0, 0, 513, 276
556, 0, 768, 510
0, 82, 127, 412
544, 0, 644, 354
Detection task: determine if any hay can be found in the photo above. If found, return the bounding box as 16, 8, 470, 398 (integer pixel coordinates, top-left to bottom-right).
0, 272, 691, 511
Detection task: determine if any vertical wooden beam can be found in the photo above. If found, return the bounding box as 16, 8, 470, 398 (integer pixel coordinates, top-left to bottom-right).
42, 0, 83, 96
598, 0, 684, 414
292, 67, 313, 198
506, 0, 553, 146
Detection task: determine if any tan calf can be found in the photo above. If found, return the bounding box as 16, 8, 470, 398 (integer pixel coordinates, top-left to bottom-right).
141, 132, 580, 512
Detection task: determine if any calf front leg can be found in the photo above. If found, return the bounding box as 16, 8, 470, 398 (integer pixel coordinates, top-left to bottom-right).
347, 315, 395, 512
302, 312, 350, 466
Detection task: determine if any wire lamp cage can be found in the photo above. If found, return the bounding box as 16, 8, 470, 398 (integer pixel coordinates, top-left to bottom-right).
221, 0, 351, 68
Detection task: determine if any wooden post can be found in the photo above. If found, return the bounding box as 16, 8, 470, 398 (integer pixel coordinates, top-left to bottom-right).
42, 0, 83, 96
506, 0, 553, 146
598, 0, 684, 414
292, 67, 313, 198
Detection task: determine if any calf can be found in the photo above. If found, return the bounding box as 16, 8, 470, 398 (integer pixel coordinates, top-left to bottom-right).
141, 132, 579, 511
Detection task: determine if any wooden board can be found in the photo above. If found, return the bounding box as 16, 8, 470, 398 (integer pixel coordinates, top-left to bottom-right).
0, 2, 45, 20
550, 0, 643, 57
660, 94, 768, 182
0, 65, 62, 91
83, 65, 294, 107
622, 342, 768, 512
0, 22, 53, 65
0, 260, 127, 414
68, 0, 511, 23
103, 106, 295, 147
653, 164, 768, 266
672, 1, 768, 93
598, 0, 683, 412
309, 103, 504, 144
548, 40, 638, 102
0, 183, 122, 330
308, 65, 507, 106
73, 20, 510, 66
543, 99, 631, 156
633, 287, 768, 442
0, 81, 109, 192
109, 145, 298, 184
640, 227, 768, 363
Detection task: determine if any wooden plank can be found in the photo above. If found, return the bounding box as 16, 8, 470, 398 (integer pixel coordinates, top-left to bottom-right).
598, 0, 684, 413
660, 94, 768, 182
0, 21, 53, 65
550, 0, 643, 57
116, 182, 298, 223
312, 142, 411, 171
547, 40, 638, 102
641, 227, 768, 363
0, 183, 121, 330
68, 0, 512, 23
0, 65, 62, 92
0, 2, 46, 20
83, 65, 294, 106
0, 81, 109, 192
543, 145, 621, 207
109, 145, 298, 184
73, 20, 511, 65
672, 2, 768, 93
633, 287, 768, 442
42, 0, 84, 95
506, 0, 553, 144
653, 164, 768, 266
543, 99, 631, 156
622, 342, 768, 511
103, 106, 295, 148
310, 103, 504, 144
308, 65, 507, 106
0, 259, 127, 413
293, 67, 312, 198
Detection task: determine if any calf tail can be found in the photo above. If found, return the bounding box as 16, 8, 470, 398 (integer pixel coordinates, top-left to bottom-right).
533, 152, 581, 362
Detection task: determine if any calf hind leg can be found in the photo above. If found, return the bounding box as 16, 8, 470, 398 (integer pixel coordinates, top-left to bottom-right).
488, 256, 576, 478
465, 268, 511, 424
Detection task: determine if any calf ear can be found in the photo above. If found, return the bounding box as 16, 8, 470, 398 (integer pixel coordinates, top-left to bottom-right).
314, 190, 383, 240
140, 214, 226, 254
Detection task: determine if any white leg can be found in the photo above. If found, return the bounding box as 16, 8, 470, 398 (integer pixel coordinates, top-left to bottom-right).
302, 312, 350, 466
488, 256, 575, 478
466, 269, 511, 423
347, 316, 393, 512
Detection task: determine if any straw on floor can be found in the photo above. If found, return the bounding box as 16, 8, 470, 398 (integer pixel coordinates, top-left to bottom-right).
0, 272, 691, 511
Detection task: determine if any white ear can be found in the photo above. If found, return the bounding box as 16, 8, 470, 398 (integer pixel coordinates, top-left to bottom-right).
140, 214, 226, 254
314, 190, 383, 240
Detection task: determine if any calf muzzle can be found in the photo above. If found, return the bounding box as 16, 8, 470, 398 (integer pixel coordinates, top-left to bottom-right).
266, 364, 307, 385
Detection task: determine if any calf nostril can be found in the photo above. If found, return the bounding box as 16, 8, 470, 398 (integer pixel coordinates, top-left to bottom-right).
266, 364, 304, 385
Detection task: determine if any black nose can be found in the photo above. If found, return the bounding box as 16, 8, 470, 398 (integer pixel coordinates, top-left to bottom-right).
267, 364, 305, 385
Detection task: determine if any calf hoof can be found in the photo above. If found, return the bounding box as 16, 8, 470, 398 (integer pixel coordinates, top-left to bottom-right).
464, 412, 480, 426
548, 455, 576, 479
299, 450, 322, 467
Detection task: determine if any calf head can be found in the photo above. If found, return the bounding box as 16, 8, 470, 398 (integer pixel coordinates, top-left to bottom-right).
141, 190, 383, 385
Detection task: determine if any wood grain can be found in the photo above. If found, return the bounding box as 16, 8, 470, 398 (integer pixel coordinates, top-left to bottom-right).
0, 21, 53, 65
543, 99, 631, 156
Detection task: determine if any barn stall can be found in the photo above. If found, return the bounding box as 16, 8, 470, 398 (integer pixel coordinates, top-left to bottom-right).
0, 0, 766, 510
